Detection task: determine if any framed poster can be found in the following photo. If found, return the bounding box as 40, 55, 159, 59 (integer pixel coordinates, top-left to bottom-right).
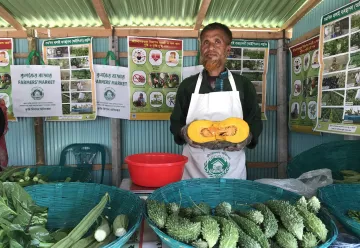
315, 0, 360, 135
128, 36, 183, 120
289, 36, 321, 134
226, 40, 269, 120
0, 39, 15, 121
42, 36, 97, 121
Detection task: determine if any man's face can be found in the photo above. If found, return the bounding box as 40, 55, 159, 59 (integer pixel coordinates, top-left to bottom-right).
200, 29, 230, 72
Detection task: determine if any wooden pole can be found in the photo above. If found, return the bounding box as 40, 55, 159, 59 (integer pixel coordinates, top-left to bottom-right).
109, 33, 122, 186
277, 39, 288, 178
27, 29, 45, 166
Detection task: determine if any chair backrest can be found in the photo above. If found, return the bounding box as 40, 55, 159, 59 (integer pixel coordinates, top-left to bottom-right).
286, 140, 360, 179
59, 143, 106, 184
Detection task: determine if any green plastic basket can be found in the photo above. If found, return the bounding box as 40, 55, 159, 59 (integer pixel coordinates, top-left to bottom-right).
23, 165, 93, 182
318, 184, 360, 239
287, 140, 360, 179
145, 178, 338, 248
25, 182, 144, 248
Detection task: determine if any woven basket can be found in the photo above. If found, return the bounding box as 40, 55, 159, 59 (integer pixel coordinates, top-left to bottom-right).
24, 165, 93, 182
287, 140, 360, 179
318, 184, 360, 239
25, 182, 144, 248
145, 178, 338, 248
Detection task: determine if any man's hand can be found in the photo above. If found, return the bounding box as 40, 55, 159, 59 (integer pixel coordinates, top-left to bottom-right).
181, 125, 202, 148
223, 132, 253, 152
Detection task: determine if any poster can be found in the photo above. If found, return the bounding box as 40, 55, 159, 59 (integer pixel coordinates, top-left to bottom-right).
289, 36, 321, 134
226, 40, 269, 120
0, 38, 15, 121
42, 36, 97, 121
315, 0, 360, 135
94, 64, 130, 119
10, 65, 62, 117
128, 36, 183, 120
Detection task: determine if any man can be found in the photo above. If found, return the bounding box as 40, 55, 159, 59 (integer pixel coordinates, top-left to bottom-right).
170, 22, 263, 180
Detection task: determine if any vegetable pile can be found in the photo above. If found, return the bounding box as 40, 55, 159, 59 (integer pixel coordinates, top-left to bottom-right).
334, 170, 360, 184
0, 181, 130, 248
147, 196, 328, 248
0, 167, 73, 187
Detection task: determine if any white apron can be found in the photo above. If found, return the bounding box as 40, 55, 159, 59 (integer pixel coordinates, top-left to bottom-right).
182, 69, 246, 180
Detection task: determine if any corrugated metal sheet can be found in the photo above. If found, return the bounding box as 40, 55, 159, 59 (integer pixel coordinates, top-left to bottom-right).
103, 0, 201, 27
204, 0, 307, 28
289, 0, 349, 158
0, 0, 102, 28
292, 0, 350, 40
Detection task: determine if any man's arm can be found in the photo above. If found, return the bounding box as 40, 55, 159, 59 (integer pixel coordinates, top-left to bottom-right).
242, 78, 263, 149
170, 82, 188, 145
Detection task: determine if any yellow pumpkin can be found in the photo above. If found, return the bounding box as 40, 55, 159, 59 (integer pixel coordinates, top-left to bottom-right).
187, 117, 250, 144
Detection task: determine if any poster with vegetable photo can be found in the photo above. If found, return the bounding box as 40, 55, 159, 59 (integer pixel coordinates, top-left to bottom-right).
289, 36, 320, 135
128, 36, 183, 120
42, 36, 96, 121
0, 38, 15, 121
315, 0, 360, 135
226, 40, 269, 120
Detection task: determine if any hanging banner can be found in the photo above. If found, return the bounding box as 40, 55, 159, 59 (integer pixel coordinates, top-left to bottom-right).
289, 36, 321, 135
226, 40, 269, 120
315, 0, 360, 135
128, 36, 183, 120
10, 65, 62, 117
42, 36, 97, 121
0, 39, 15, 121
94, 64, 130, 119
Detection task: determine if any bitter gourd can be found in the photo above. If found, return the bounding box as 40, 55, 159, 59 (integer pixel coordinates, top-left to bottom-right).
215, 202, 232, 217
226, 218, 261, 248
193, 216, 220, 248
230, 214, 269, 248
179, 207, 193, 219
165, 214, 201, 243
253, 203, 278, 238
295, 204, 328, 243
274, 226, 298, 248
192, 202, 212, 217
307, 196, 321, 214
212, 216, 239, 248
192, 239, 209, 248
236, 209, 264, 224
166, 202, 180, 215
147, 199, 167, 229
265, 200, 304, 240
299, 232, 318, 248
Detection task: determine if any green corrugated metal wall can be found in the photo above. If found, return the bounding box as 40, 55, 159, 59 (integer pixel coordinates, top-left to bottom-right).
289, 0, 350, 158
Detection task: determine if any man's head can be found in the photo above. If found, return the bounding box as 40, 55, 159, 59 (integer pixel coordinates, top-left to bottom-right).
199, 22, 232, 72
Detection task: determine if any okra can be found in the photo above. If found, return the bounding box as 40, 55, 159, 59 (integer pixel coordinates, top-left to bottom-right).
51, 193, 110, 248
0, 167, 22, 181
64, 177, 71, 182
71, 235, 97, 248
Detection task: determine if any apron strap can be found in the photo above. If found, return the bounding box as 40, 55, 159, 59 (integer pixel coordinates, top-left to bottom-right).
227, 70, 237, 92
194, 69, 238, 94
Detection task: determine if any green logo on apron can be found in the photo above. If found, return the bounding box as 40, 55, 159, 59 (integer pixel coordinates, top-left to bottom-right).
204, 152, 230, 178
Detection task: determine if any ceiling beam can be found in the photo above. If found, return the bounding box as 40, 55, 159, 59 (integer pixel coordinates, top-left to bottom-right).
0, 5, 24, 31
194, 0, 212, 30
0, 27, 291, 40
288, 26, 319, 47
281, 0, 322, 30
92, 0, 111, 29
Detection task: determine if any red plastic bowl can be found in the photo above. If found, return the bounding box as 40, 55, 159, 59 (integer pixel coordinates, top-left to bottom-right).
125, 152, 188, 188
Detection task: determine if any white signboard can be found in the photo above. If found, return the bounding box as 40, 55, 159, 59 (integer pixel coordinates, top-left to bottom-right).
11, 65, 62, 117
94, 64, 130, 119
